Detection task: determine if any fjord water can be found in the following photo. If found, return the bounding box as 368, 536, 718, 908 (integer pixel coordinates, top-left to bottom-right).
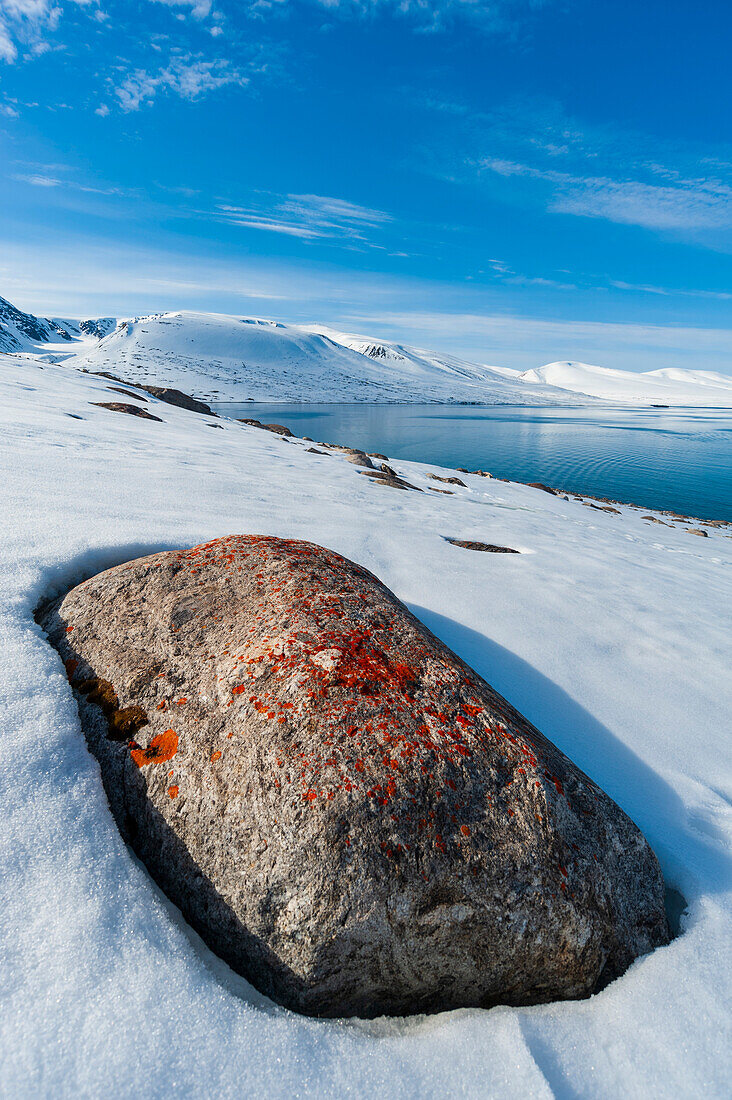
216, 404, 732, 521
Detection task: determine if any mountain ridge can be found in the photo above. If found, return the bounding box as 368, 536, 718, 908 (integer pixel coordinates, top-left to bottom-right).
2, 295, 730, 406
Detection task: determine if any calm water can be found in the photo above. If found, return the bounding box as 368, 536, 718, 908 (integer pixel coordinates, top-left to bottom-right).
215, 403, 732, 521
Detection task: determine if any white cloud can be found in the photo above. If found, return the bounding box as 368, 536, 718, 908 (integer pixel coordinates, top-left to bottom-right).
0, 0, 542, 69
214, 192, 392, 241
479, 155, 732, 233
13, 171, 62, 185
115, 55, 247, 111
150, 0, 213, 18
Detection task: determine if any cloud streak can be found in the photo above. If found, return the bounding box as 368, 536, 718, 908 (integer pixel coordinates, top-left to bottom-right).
479, 156, 732, 233
214, 192, 392, 241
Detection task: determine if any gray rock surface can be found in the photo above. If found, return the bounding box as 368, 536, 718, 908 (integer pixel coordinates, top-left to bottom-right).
138, 385, 214, 416
42, 536, 669, 1018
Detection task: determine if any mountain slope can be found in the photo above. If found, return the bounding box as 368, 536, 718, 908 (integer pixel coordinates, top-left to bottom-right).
0, 295, 74, 353
2, 294, 731, 406
302, 324, 574, 404
521, 361, 732, 405
70, 311, 584, 404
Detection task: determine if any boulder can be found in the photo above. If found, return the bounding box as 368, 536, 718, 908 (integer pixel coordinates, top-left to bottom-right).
358, 468, 421, 492
42, 536, 669, 1018
429, 474, 466, 487
139, 385, 214, 416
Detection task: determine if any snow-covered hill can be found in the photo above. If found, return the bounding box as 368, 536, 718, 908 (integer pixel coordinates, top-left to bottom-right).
521, 361, 732, 406
67, 311, 583, 404
2, 294, 731, 405
302, 324, 575, 405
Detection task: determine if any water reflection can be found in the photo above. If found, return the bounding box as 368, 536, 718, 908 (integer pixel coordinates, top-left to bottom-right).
215, 403, 732, 521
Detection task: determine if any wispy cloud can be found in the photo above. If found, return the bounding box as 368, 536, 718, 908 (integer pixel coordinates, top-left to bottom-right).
114, 55, 248, 110
214, 192, 393, 241
0, 0, 542, 70
478, 156, 732, 233
13, 171, 62, 186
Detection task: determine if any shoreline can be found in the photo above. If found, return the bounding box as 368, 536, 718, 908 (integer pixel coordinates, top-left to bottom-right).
227, 413, 732, 529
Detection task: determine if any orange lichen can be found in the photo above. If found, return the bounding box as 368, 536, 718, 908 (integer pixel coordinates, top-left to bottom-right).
131, 728, 179, 768
168, 785, 179, 798
211, 750, 222, 762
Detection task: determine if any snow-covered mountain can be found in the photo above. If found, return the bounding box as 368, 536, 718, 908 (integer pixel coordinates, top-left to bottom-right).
302, 324, 570, 405
0, 295, 116, 355
68, 310, 584, 404
0, 295, 76, 353
520, 361, 732, 406
1, 294, 731, 405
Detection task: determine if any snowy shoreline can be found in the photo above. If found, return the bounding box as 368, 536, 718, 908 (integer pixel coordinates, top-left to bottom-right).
1, 354, 730, 1098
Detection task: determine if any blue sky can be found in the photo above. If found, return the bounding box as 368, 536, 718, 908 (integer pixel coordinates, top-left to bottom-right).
0, 0, 730, 372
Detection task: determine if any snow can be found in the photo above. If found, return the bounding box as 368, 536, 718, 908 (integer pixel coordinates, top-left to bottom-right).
67, 311, 588, 405
1, 353, 730, 1098
521, 361, 732, 406
3, 295, 731, 405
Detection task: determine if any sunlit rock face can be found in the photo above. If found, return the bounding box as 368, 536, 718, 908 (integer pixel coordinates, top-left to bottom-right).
42, 536, 669, 1017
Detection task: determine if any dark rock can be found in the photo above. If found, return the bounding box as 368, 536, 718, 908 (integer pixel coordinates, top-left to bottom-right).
585, 503, 621, 515
108, 386, 148, 402
91, 402, 163, 422
446, 539, 520, 554
359, 469, 421, 492
139, 386, 214, 416
380, 463, 397, 477
43, 536, 669, 1019
429, 474, 466, 487
341, 450, 375, 469
528, 483, 558, 496
237, 419, 293, 437
685, 528, 709, 537
369, 453, 388, 460
92, 370, 134, 385
307, 447, 325, 455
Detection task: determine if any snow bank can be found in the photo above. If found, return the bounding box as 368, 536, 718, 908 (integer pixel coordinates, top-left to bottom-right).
521, 361, 732, 406
0, 356, 730, 1097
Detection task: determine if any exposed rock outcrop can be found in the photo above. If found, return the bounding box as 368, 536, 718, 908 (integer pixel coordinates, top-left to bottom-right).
138, 385, 214, 416
446, 539, 520, 554
91, 402, 162, 422
42, 536, 669, 1018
